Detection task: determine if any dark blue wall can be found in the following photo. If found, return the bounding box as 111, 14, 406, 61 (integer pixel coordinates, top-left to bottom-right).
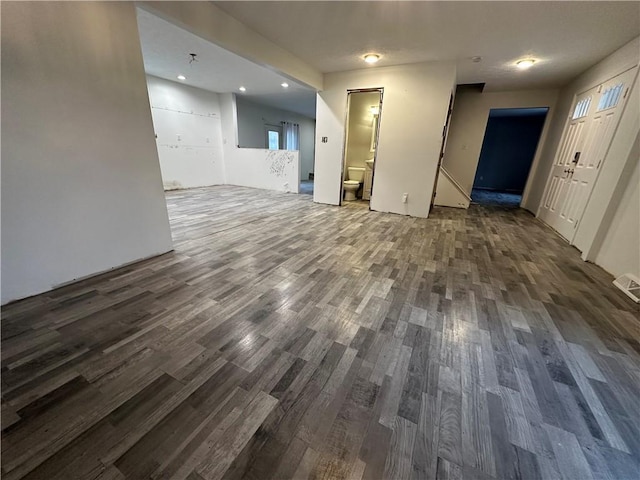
473, 108, 548, 193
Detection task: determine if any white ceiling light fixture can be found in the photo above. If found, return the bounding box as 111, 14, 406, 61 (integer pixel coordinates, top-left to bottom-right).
363, 54, 380, 64
516, 58, 536, 69
281, 82, 289, 88
177, 74, 186, 80
239, 86, 246, 92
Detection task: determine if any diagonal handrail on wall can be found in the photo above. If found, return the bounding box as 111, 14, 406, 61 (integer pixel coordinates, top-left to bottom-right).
439, 166, 472, 201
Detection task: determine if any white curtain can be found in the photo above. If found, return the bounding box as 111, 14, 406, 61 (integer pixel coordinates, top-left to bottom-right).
283, 122, 300, 151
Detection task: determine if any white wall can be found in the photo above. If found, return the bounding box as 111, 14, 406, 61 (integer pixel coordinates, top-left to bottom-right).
147, 75, 225, 190
220, 92, 240, 154
437, 89, 558, 210
225, 149, 300, 193
595, 154, 640, 278
1, 2, 173, 305
314, 62, 457, 217
220, 94, 300, 193
235, 96, 315, 180
435, 172, 472, 209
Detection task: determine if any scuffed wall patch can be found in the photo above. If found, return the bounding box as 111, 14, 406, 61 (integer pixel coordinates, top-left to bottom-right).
268, 150, 296, 178
163, 180, 183, 190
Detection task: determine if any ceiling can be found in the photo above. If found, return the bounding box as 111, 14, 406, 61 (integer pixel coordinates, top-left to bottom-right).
136, 8, 317, 118
214, 1, 640, 91
137, 2, 639, 118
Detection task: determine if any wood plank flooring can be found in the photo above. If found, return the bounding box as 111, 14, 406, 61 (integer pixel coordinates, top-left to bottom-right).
2, 185, 639, 480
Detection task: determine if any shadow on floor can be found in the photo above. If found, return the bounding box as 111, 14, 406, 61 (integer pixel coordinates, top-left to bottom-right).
343, 199, 369, 208
299, 180, 314, 195
471, 188, 522, 207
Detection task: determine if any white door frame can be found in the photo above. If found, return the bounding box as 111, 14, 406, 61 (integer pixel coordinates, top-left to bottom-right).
338, 88, 384, 207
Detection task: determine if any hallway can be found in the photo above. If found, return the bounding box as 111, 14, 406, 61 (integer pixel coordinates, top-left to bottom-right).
471, 188, 522, 208
2, 186, 638, 480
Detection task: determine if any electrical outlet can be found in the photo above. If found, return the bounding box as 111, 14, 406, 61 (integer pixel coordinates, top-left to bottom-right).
402, 193, 408, 203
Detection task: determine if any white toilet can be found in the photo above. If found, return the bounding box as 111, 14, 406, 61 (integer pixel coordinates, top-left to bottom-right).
343, 166, 365, 201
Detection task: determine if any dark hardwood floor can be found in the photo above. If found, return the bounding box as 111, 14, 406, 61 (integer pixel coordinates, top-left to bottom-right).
2, 185, 639, 480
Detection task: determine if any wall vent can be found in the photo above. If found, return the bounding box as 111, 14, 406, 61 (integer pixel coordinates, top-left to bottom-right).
613, 273, 640, 303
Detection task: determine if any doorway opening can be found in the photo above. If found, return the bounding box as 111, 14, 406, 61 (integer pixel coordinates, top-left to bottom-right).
471, 107, 548, 207
340, 88, 383, 207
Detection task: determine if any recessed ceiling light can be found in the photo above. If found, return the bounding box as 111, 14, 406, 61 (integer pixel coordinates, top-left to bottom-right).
281, 83, 289, 88
364, 54, 380, 64
239, 86, 246, 92
177, 75, 186, 80
516, 59, 536, 69
471, 56, 482, 63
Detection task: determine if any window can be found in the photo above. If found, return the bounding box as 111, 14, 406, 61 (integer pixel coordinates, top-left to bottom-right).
572, 97, 592, 119
597, 83, 624, 112
265, 125, 282, 150
268, 131, 280, 150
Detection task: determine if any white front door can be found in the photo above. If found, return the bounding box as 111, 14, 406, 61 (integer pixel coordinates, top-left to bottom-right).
538, 89, 594, 234
539, 67, 637, 241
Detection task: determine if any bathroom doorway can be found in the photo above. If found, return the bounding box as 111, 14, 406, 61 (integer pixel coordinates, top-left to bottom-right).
340, 88, 383, 207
